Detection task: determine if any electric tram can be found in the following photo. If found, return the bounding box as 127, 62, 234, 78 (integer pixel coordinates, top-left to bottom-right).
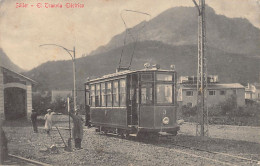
84, 64, 180, 137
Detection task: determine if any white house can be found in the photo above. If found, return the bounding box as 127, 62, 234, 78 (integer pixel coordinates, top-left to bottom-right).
177, 76, 245, 107
245, 83, 260, 102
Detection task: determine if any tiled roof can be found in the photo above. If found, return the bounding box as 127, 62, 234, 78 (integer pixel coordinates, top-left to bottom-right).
1, 66, 37, 84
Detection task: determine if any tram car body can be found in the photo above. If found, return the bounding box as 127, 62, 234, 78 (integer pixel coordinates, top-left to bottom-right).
84, 66, 180, 136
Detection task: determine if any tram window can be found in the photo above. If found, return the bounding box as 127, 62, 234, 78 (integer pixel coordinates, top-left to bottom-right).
157, 74, 172, 81
95, 84, 101, 107
120, 79, 126, 106
113, 81, 119, 107
101, 83, 106, 106
90, 85, 95, 107
141, 74, 153, 81
85, 85, 90, 105
141, 84, 153, 104
106, 82, 112, 107
157, 84, 172, 104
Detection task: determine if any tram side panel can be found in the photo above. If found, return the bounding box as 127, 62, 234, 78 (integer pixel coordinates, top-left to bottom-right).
153, 106, 178, 132
90, 107, 127, 129
139, 106, 178, 132
139, 106, 155, 128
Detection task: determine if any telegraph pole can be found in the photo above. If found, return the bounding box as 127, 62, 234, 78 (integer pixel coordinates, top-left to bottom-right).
192, 0, 208, 137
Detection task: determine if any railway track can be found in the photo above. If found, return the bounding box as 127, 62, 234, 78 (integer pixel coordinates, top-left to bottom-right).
3, 154, 51, 166
136, 135, 260, 166
97, 131, 260, 166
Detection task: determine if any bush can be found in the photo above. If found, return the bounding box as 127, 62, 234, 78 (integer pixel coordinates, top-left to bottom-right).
181, 105, 198, 117
32, 92, 52, 115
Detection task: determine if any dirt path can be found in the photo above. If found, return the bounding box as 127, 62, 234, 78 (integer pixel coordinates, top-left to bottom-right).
180, 122, 260, 143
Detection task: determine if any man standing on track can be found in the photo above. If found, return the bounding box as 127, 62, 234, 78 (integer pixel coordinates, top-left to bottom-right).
69, 109, 84, 149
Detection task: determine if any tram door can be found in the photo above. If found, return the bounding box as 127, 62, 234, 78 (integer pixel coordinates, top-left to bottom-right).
128, 74, 138, 126
85, 85, 90, 126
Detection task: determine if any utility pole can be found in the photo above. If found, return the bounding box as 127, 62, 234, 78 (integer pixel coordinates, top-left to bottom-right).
39, 44, 77, 150
39, 44, 77, 113
192, 0, 208, 137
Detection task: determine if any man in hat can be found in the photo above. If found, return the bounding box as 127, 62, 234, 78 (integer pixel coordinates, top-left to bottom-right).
44, 109, 54, 135
69, 109, 84, 149
31, 109, 38, 133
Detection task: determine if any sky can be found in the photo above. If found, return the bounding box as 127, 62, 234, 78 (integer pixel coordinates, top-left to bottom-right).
0, 0, 259, 70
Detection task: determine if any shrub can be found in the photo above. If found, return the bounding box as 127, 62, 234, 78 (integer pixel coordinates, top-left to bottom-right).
181, 105, 198, 117
32, 92, 52, 115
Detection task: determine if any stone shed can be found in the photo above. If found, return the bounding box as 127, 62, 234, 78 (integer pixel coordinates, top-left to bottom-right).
0, 66, 36, 120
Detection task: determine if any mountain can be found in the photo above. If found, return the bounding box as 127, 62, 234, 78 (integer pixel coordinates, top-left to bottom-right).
24, 5, 260, 104
0, 48, 24, 72
91, 6, 260, 57
24, 41, 260, 104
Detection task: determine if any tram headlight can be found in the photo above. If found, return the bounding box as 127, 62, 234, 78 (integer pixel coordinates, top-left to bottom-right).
162, 117, 170, 125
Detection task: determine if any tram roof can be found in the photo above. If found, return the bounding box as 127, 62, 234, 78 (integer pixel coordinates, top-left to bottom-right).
86, 68, 175, 83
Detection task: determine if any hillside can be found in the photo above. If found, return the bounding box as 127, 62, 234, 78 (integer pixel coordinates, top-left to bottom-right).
0, 48, 24, 72
91, 6, 260, 57
25, 41, 260, 91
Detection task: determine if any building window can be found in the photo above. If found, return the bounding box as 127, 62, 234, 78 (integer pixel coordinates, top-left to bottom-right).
220, 90, 226, 95
209, 90, 216, 96
119, 79, 126, 106
187, 102, 192, 107
106, 82, 112, 107
156, 84, 172, 104
233, 89, 237, 95
101, 83, 106, 106
113, 81, 119, 107
186, 91, 193, 96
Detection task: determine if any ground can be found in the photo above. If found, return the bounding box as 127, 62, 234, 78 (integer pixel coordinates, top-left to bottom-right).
2, 115, 260, 166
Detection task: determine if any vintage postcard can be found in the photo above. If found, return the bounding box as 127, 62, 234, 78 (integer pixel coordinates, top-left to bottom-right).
0, 0, 259, 165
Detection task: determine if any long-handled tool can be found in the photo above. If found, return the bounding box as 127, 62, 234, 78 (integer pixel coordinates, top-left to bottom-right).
55, 126, 72, 152
55, 126, 67, 147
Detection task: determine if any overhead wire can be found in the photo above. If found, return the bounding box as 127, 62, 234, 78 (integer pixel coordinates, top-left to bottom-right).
118, 9, 151, 70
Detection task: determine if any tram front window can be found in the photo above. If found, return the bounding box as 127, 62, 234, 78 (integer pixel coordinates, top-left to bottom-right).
157, 84, 172, 104
141, 84, 153, 104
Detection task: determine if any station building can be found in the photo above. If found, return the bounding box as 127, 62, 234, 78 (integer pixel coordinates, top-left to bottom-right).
0, 66, 36, 120
177, 76, 245, 107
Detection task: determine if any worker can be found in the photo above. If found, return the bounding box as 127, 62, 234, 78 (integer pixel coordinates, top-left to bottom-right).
31, 109, 38, 133
44, 109, 54, 135
69, 109, 84, 149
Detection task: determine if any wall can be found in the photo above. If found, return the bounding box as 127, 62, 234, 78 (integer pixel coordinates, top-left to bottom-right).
26, 83, 32, 119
